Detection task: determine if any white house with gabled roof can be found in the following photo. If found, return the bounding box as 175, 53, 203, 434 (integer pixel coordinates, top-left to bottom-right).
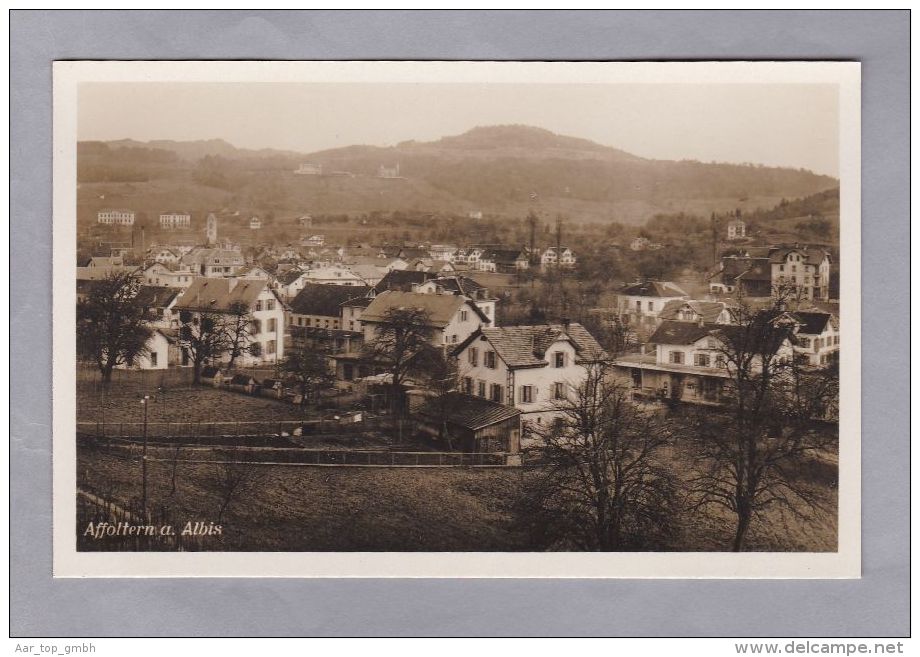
452, 322, 608, 432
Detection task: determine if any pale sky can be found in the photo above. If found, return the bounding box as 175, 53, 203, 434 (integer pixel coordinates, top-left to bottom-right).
79, 82, 839, 177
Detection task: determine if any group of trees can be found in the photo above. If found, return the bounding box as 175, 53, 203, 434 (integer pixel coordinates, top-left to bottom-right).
77, 272, 262, 385
519, 298, 839, 552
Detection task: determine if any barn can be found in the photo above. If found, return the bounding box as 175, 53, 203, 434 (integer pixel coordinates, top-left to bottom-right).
415, 392, 522, 456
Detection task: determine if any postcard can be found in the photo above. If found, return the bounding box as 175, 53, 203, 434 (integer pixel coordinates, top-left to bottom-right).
53, 60, 860, 577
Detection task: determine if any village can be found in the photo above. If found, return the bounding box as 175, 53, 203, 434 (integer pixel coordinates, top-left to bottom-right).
75, 196, 841, 553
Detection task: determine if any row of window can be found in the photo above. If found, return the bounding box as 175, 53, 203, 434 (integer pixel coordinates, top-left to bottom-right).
254, 299, 276, 311
250, 318, 278, 334
467, 348, 568, 369
459, 379, 567, 404
668, 350, 726, 368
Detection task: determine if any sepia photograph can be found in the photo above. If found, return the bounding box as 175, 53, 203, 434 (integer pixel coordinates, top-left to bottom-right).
52, 60, 861, 577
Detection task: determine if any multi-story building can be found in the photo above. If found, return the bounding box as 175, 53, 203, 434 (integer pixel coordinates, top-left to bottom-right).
180, 248, 245, 277
790, 311, 840, 367
711, 245, 831, 302
174, 277, 286, 367
612, 317, 796, 406
615, 281, 689, 328
97, 209, 135, 226
727, 218, 746, 240
451, 322, 607, 431
159, 212, 192, 230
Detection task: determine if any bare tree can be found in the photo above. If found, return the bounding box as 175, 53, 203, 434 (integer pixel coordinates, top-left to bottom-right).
213, 461, 262, 525
77, 271, 153, 384
179, 309, 233, 384
518, 364, 680, 551
687, 299, 839, 551
413, 346, 462, 449
225, 300, 255, 370
362, 306, 434, 440
281, 346, 335, 407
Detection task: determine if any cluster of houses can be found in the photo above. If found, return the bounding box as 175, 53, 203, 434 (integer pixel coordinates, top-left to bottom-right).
78, 226, 838, 457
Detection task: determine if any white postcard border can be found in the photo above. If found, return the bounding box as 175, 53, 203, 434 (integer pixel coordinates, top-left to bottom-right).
52, 60, 861, 578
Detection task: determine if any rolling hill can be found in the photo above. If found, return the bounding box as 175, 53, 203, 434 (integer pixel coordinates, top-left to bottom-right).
77, 125, 839, 226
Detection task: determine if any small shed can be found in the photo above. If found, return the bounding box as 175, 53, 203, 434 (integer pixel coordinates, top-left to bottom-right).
260, 378, 285, 399
200, 366, 224, 388
415, 392, 522, 455
227, 373, 257, 395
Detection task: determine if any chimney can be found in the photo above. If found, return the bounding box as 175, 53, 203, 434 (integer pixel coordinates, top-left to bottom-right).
562, 317, 571, 332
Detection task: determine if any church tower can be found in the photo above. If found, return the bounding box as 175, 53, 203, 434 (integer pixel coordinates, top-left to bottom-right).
205, 213, 218, 245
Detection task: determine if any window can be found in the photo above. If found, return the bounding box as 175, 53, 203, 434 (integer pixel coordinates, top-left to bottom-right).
490, 384, 503, 403
477, 380, 486, 397
648, 301, 654, 311
462, 377, 473, 394
669, 351, 684, 365
520, 385, 534, 403
484, 351, 496, 369
267, 318, 277, 333
715, 354, 727, 369
266, 340, 276, 355
460, 310, 469, 322
553, 352, 567, 368
255, 300, 263, 311
251, 319, 261, 334
635, 300, 641, 310
150, 352, 158, 367
266, 299, 275, 311
451, 334, 458, 344
694, 353, 711, 367
553, 382, 566, 400
468, 347, 479, 366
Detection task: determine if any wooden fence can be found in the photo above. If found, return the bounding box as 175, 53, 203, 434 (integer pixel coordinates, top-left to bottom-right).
77, 417, 388, 441
76, 484, 213, 551
84, 440, 517, 467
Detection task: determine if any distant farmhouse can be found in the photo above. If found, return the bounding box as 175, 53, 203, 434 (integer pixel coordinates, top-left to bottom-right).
97, 209, 135, 226
159, 212, 192, 230
294, 163, 323, 175
377, 163, 401, 179
540, 246, 576, 271
727, 218, 747, 240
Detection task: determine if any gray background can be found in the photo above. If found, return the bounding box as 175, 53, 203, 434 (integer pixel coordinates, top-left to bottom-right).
10, 10, 909, 637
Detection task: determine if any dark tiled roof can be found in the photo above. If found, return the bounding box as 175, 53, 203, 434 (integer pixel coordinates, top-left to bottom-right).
430, 275, 485, 296
174, 278, 276, 313
135, 285, 181, 309
648, 320, 718, 346
619, 281, 688, 298
790, 311, 833, 335
277, 268, 306, 285
418, 392, 521, 431
288, 283, 371, 318
361, 290, 484, 328
374, 269, 437, 292
466, 323, 607, 368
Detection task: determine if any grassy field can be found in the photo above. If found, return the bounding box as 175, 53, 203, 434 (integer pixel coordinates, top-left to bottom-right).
76, 369, 837, 553
78, 446, 527, 551
78, 378, 312, 425
77, 441, 836, 553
